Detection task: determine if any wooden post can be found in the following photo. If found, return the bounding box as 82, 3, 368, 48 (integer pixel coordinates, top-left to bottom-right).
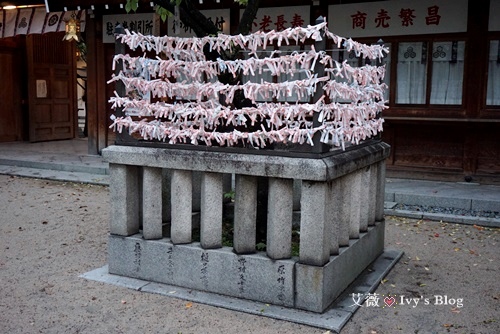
85, 16, 99, 155
113, 24, 135, 145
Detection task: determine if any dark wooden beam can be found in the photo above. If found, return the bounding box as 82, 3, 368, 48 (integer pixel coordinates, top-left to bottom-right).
85, 15, 99, 155
464, 0, 489, 119
463, 0, 490, 177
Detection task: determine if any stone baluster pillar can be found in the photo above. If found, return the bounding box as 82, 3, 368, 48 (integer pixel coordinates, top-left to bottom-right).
266, 177, 293, 259
368, 163, 378, 226
233, 174, 257, 254
375, 159, 386, 222
200, 172, 223, 249
142, 167, 163, 239
328, 180, 339, 255
109, 163, 139, 236
349, 170, 362, 239
170, 169, 192, 244
337, 174, 351, 247
359, 167, 371, 232
299, 181, 330, 266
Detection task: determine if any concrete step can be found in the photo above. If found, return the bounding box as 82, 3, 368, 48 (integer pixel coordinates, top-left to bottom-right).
0, 165, 109, 186
385, 178, 500, 211
0, 157, 107, 175
0, 149, 108, 175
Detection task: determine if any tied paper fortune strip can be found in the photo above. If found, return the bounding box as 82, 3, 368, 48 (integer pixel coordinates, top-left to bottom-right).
109, 114, 384, 149
116, 21, 388, 61
109, 21, 388, 149
113, 49, 335, 81
108, 73, 331, 104
109, 96, 386, 131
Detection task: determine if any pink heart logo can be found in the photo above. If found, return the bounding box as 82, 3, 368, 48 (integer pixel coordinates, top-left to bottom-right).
384, 296, 396, 307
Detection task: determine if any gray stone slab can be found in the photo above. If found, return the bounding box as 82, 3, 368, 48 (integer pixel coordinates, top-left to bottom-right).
107, 233, 142, 277
330, 248, 404, 313
102, 142, 390, 182
471, 199, 500, 212
0, 165, 109, 185
108, 235, 296, 307
295, 221, 385, 313
385, 209, 500, 228
384, 201, 398, 209
385, 178, 440, 193
0, 156, 108, 175
422, 212, 465, 224
140, 281, 353, 332
385, 179, 500, 206
322, 142, 391, 180
395, 193, 472, 210
462, 216, 500, 228
384, 209, 423, 219
80, 265, 149, 291
82, 249, 402, 333
420, 212, 500, 228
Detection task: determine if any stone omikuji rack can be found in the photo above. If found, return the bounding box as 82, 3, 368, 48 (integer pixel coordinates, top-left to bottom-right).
103, 18, 391, 314
108, 19, 388, 152
103, 141, 389, 313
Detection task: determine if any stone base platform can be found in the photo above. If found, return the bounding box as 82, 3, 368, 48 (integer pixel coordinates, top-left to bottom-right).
108, 221, 386, 313
82, 247, 403, 332
102, 142, 392, 315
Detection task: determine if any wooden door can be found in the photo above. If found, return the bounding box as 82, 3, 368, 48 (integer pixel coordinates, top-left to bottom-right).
26, 32, 76, 142
0, 39, 24, 142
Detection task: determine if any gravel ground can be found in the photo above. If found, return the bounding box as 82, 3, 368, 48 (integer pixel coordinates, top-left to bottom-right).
0, 174, 499, 334
394, 204, 500, 219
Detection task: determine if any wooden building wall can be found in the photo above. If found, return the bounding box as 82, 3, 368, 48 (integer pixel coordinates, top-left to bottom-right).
81, 1, 500, 183
0, 37, 26, 142
377, 2, 500, 184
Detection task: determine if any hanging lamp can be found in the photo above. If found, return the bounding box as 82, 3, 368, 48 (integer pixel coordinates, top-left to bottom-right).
63, 13, 81, 42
